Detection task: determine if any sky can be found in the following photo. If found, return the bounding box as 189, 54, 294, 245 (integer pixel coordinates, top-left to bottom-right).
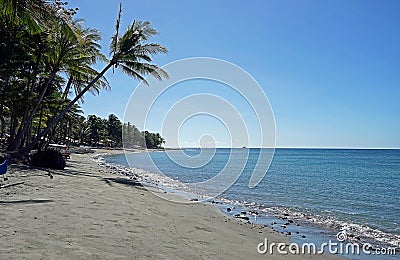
69, 0, 400, 148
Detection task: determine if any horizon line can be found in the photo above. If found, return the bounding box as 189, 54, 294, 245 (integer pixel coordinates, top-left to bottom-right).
164, 146, 400, 150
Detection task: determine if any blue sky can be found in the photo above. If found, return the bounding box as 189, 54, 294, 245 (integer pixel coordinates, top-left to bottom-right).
70, 0, 400, 148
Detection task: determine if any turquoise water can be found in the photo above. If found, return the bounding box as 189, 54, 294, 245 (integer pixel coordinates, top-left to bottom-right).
105, 148, 400, 253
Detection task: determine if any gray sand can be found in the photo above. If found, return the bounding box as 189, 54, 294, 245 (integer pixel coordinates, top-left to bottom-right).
0, 150, 340, 259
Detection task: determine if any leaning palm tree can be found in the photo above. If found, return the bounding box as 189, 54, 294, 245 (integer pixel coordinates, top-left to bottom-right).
21, 14, 168, 155
62, 19, 110, 102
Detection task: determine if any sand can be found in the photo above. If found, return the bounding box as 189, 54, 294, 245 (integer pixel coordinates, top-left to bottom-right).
0, 149, 341, 259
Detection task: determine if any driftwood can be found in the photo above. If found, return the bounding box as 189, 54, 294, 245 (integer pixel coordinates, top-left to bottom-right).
0, 181, 25, 189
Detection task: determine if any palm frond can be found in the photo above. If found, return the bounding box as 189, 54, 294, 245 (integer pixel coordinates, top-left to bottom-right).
110, 1, 123, 56
109, 19, 169, 84
119, 64, 149, 85
120, 61, 168, 84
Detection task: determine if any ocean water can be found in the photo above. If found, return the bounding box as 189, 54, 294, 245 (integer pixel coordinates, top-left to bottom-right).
104, 148, 400, 257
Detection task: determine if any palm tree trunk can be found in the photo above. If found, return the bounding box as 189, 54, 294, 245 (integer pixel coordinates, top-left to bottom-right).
35, 104, 44, 137
8, 107, 29, 150
25, 122, 32, 148
9, 109, 17, 141
8, 72, 56, 151
23, 73, 56, 135
20, 63, 114, 155
62, 76, 73, 100
0, 102, 5, 139
58, 120, 64, 143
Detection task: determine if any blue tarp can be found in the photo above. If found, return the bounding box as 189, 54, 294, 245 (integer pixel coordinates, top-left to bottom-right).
0, 155, 9, 175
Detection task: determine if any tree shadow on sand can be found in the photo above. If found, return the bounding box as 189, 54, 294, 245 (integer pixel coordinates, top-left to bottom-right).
0, 199, 54, 204
102, 177, 144, 188
23, 159, 148, 191
45, 167, 147, 190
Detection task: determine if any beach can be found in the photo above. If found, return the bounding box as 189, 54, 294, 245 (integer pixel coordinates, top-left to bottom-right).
0, 150, 340, 259
2, 0, 398, 259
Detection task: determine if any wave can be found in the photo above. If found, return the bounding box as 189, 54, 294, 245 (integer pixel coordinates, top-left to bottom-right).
94, 153, 400, 251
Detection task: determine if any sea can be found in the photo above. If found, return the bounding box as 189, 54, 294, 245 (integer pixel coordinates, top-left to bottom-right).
102, 148, 400, 259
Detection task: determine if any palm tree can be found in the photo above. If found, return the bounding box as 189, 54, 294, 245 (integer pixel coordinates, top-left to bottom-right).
107, 114, 122, 146
1, 0, 53, 32
7, 16, 108, 151
21, 10, 169, 155
62, 19, 109, 102
3, 1, 80, 151
59, 103, 83, 145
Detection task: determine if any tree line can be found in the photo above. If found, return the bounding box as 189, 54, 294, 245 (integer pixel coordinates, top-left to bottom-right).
0, 0, 168, 158
60, 113, 165, 149
123, 122, 165, 149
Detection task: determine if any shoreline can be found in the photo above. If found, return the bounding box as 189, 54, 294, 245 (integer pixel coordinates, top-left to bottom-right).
0, 149, 340, 259
96, 149, 343, 259
101, 150, 399, 250
101, 149, 400, 258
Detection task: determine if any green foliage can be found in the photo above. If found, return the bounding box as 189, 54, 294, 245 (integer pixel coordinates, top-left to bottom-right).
0, 1, 168, 155
77, 114, 164, 149
122, 122, 164, 149
144, 131, 165, 149
0, 1, 107, 151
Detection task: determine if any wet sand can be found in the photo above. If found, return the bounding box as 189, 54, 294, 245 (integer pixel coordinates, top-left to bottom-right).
0, 149, 341, 259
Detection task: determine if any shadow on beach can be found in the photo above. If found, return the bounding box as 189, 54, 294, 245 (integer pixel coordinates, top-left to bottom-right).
41, 160, 146, 191
102, 177, 143, 188
0, 199, 54, 204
